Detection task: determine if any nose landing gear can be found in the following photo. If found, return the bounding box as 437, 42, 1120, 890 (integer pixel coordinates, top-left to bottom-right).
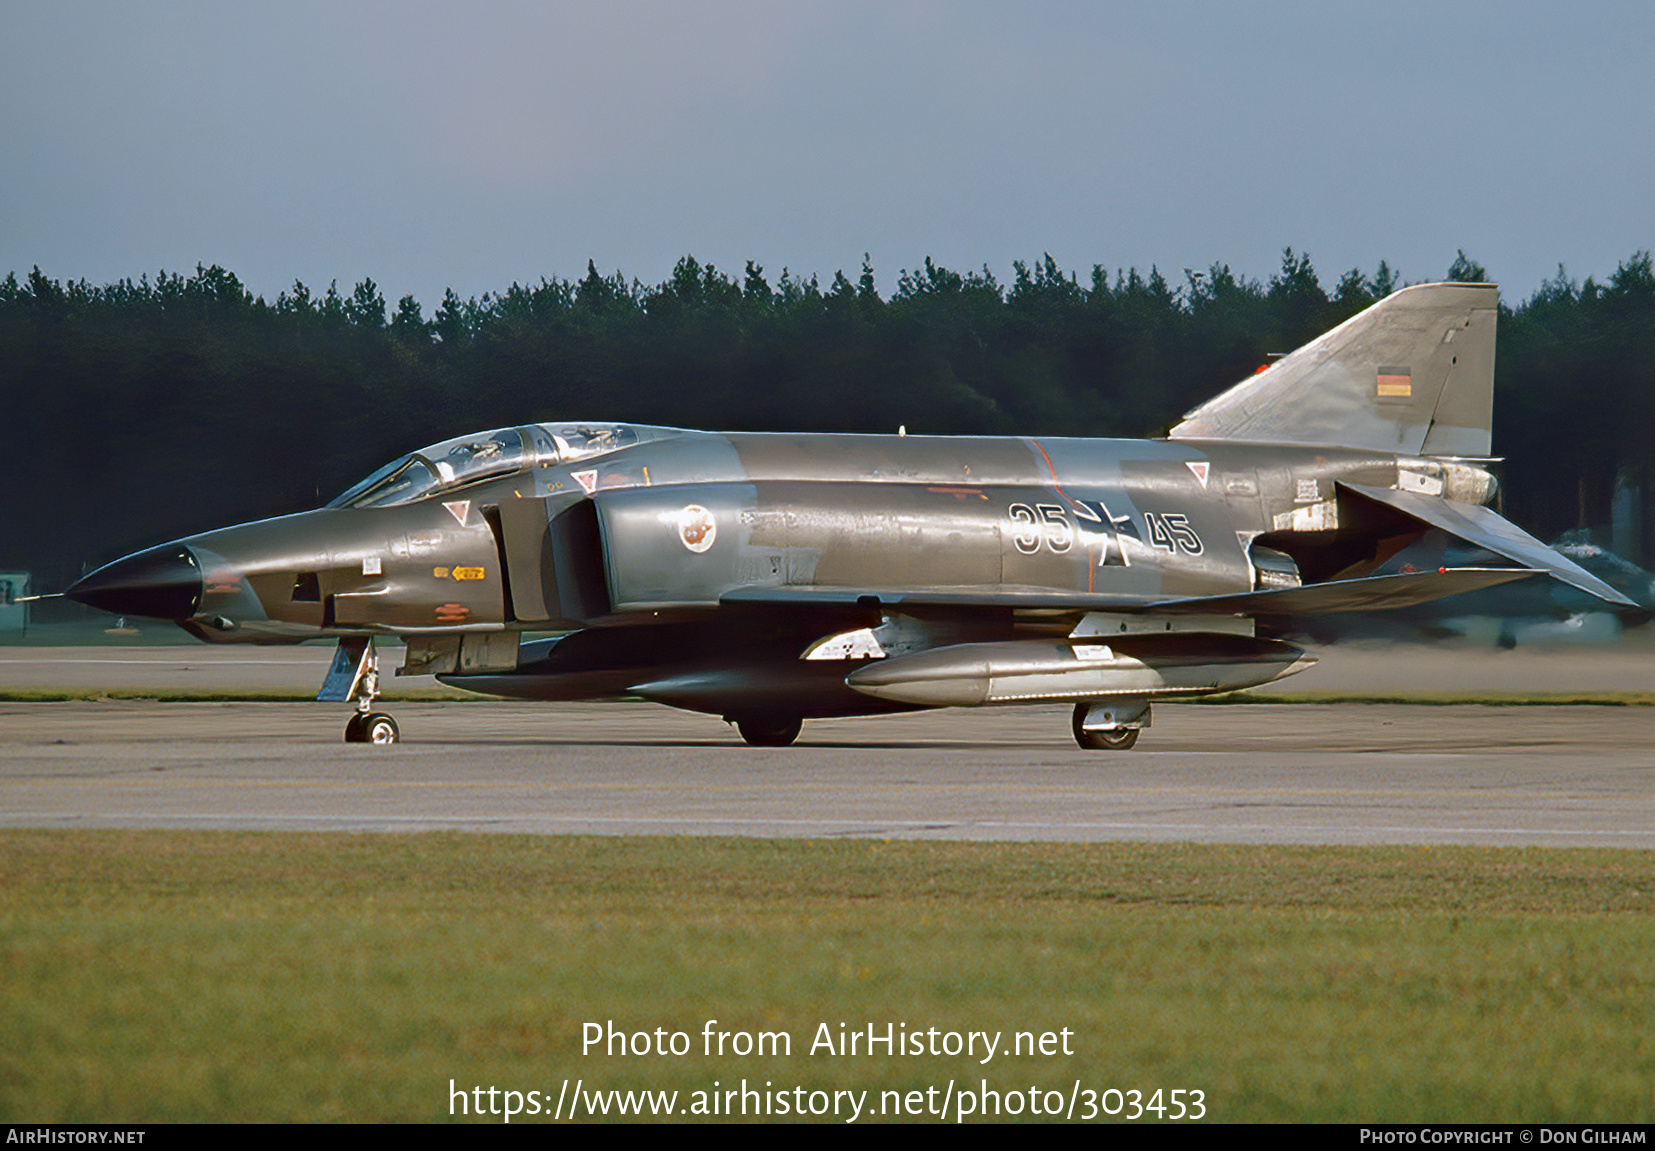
345, 708, 401, 744
320, 636, 401, 744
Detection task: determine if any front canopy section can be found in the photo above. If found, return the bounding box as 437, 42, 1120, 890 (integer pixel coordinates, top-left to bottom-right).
327, 422, 680, 509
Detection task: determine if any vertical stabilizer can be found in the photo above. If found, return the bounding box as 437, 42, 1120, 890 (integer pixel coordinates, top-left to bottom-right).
1169, 282, 1498, 457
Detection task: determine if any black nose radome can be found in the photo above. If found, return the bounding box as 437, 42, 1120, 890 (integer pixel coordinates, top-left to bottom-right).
67, 544, 203, 621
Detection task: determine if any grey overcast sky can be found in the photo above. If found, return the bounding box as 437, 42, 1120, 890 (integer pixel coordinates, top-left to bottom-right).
3, 0, 1651, 309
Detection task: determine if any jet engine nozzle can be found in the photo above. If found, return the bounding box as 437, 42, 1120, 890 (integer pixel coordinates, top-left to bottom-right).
66, 544, 203, 621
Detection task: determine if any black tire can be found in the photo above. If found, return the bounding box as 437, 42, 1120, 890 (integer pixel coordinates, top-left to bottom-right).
344, 713, 367, 743
736, 715, 802, 747
1071, 703, 1139, 750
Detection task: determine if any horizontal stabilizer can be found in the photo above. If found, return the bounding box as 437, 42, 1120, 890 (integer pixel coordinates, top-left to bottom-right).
1148, 568, 1541, 617
1340, 483, 1637, 607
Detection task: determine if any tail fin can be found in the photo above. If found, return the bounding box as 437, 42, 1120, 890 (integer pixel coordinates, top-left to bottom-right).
1169, 282, 1498, 457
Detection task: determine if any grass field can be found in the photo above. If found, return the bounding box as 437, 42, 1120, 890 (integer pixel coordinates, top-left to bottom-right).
2, 830, 1653, 1123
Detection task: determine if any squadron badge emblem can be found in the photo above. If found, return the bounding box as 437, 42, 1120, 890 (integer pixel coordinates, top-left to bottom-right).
677, 504, 716, 553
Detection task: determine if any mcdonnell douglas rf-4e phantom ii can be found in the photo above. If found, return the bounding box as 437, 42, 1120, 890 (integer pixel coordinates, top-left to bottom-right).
67, 282, 1634, 747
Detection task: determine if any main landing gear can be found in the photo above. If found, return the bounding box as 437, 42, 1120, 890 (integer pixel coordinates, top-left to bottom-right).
1071, 701, 1148, 751
729, 713, 803, 747
320, 637, 401, 744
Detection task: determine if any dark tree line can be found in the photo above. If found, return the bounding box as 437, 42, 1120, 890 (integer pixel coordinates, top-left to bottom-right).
3, 248, 1653, 592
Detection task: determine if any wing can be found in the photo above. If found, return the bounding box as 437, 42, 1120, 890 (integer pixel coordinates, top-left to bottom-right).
719, 567, 1543, 616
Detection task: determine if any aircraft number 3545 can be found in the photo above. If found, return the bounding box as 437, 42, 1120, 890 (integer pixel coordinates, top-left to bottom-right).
1007, 503, 1204, 556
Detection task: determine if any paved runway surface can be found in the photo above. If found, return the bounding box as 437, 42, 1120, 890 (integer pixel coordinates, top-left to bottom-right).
3, 692, 1651, 847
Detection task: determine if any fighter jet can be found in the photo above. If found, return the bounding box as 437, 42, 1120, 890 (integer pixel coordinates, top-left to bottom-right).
66, 282, 1633, 747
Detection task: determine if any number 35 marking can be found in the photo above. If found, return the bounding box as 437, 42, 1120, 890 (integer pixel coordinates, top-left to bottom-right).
1008, 503, 1073, 554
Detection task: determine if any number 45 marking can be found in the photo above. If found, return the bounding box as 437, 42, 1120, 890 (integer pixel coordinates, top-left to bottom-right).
1144, 512, 1204, 555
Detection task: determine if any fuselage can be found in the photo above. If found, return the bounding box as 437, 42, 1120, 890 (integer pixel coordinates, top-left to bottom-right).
69, 422, 1496, 646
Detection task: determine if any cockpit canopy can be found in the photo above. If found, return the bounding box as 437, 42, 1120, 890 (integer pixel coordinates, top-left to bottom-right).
328, 422, 678, 509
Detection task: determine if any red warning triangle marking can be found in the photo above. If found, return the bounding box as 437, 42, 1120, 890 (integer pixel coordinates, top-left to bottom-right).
443, 500, 470, 526
1186, 461, 1210, 488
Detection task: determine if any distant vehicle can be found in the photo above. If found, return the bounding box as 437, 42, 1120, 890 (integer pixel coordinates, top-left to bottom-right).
0, 572, 28, 635
67, 283, 1632, 747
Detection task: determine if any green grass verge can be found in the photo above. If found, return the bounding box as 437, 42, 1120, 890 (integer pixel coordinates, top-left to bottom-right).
0, 687, 478, 702
3, 832, 1653, 1122
1199, 690, 1655, 706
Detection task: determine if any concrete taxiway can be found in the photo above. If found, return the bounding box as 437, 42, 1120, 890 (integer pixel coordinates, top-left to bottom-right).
2, 686, 1651, 848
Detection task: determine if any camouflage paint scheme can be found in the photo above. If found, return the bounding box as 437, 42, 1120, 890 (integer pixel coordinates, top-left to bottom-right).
67, 283, 1635, 747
